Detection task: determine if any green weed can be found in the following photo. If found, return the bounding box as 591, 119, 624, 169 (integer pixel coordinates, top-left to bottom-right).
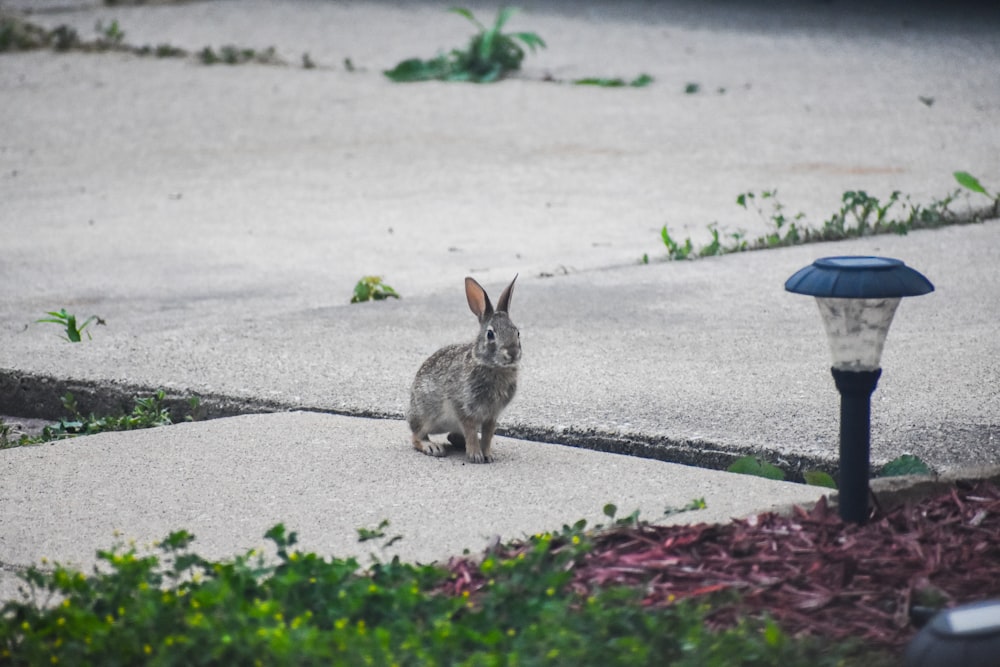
879, 454, 932, 477
954, 170, 1000, 217
7, 390, 200, 448
351, 276, 400, 303
574, 73, 653, 88
199, 45, 281, 66
384, 7, 545, 83
727, 456, 786, 481
727, 453, 932, 488
0, 523, 879, 666
663, 497, 708, 516
36, 308, 103, 342
0, 418, 31, 449
802, 470, 837, 489
660, 224, 694, 260
654, 177, 985, 262
94, 18, 125, 47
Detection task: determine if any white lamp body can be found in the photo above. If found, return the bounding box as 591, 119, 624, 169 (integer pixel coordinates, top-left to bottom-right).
814, 297, 901, 371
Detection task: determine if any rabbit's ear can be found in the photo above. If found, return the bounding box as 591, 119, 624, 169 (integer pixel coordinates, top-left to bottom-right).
496, 274, 517, 313
465, 277, 494, 321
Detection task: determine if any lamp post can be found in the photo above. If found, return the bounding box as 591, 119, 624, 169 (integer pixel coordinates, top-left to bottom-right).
785, 256, 934, 523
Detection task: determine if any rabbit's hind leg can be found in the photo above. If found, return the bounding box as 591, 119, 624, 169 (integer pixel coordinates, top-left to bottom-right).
412, 431, 448, 457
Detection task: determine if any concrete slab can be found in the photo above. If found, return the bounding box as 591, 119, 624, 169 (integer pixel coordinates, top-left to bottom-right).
0, 412, 826, 570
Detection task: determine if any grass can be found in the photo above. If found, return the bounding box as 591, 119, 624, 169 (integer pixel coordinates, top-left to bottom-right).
385, 7, 546, 83
0, 391, 200, 449
0, 519, 889, 666
654, 172, 998, 263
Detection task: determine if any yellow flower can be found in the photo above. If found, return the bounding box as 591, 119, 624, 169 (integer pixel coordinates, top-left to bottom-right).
335, 618, 348, 630
143, 645, 152, 655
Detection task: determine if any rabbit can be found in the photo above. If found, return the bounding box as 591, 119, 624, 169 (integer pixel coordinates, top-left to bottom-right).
408, 275, 521, 463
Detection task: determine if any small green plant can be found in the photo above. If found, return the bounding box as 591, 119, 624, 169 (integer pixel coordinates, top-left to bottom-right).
954, 171, 1000, 217
601, 502, 643, 528
655, 177, 980, 263
684, 82, 700, 94
664, 497, 707, 516
351, 276, 400, 303
737, 189, 806, 247
698, 223, 724, 257
95, 18, 125, 46
301, 51, 315, 69
36, 308, 103, 342
879, 453, 932, 477
34, 391, 173, 442
660, 224, 694, 260
727, 456, 786, 481
802, 470, 837, 489
4, 391, 197, 448
384, 7, 545, 83
356, 518, 403, 551
573, 73, 653, 88
199, 44, 280, 66
0, 13, 50, 51
0, 418, 31, 449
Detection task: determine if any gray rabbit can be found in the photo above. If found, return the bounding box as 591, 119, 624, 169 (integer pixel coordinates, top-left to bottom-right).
408, 276, 520, 463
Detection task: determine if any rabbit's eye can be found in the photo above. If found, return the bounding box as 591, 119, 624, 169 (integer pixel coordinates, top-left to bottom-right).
486, 327, 496, 342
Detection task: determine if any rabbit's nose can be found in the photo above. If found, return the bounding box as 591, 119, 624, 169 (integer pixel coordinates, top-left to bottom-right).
506, 346, 521, 363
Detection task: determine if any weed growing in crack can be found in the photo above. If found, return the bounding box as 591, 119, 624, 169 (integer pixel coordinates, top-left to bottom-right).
36, 308, 104, 342
6, 390, 202, 448
384, 7, 545, 83
727, 454, 933, 487
573, 73, 653, 88
954, 170, 1000, 217
199, 45, 281, 66
653, 175, 992, 263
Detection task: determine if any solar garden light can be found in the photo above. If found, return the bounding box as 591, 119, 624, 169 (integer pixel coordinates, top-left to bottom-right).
784, 257, 934, 524
905, 599, 1000, 666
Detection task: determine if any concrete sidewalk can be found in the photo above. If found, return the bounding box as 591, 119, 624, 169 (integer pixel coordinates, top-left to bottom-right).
1, 0, 998, 594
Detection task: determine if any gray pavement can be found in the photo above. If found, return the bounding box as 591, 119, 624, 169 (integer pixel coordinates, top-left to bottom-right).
1, 0, 999, 593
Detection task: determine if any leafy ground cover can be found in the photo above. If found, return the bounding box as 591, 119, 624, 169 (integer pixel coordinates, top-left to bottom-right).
3, 482, 996, 664
444, 481, 1000, 652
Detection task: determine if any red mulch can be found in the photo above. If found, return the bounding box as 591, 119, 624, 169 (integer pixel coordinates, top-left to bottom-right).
443, 481, 1000, 649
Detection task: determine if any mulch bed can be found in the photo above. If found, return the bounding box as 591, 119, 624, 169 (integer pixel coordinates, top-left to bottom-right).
444, 481, 1000, 650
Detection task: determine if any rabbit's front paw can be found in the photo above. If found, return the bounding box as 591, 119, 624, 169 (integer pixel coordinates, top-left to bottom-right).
465, 449, 492, 464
